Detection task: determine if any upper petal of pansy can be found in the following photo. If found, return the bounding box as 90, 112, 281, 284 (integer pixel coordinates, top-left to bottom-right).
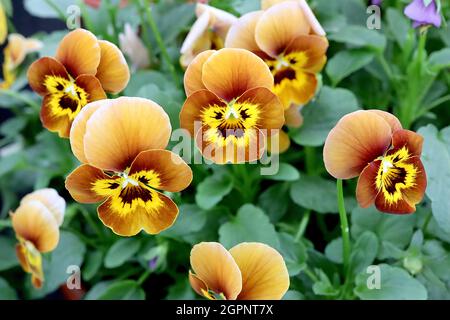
255, 1, 310, 57
323, 110, 393, 179
225, 11, 264, 53
27, 57, 69, 96
83, 97, 171, 172
196, 3, 237, 38
180, 89, 226, 136
202, 48, 273, 101
229, 242, 289, 300
285, 35, 328, 73
65, 164, 115, 204
129, 150, 193, 193
298, 0, 326, 36
70, 99, 110, 163
190, 242, 242, 300
21, 189, 66, 227
389, 129, 424, 157
367, 109, 403, 133
95, 40, 130, 94
11, 200, 59, 253
98, 190, 179, 236
55, 29, 101, 77
374, 155, 427, 214
236, 87, 285, 131
184, 50, 216, 97
180, 10, 211, 57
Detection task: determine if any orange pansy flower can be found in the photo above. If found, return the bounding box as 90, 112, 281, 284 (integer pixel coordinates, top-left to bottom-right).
323, 110, 427, 214
225, 0, 328, 109
180, 48, 285, 163
189, 242, 289, 300
11, 189, 66, 289
180, 3, 237, 68
65, 97, 193, 236
27, 28, 130, 138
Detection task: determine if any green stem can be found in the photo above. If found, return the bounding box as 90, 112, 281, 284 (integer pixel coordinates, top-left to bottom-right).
105, 0, 120, 42
137, 268, 152, 285
422, 211, 432, 234
423, 94, 450, 113
303, 268, 319, 283
79, 206, 106, 240
377, 53, 393, 80
295, 210, 311, 242
0, 89, 40, 112
336, 179, 351, 282
43, 0, 66, 21
304, 146, 316, 175
0, 219, 12, 229
77, 0, 95, 32
143, 1, 178, 83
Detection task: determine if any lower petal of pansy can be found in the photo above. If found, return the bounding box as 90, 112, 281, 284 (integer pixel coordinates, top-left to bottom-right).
98, 190, 178, 236
402, 157, 427, 207
190, 242, 242, 300
229, 242, 289, 300
272, 71, 317, 108
27, 57, 70, 96
189, 271, 209, 298
129, 150, 193, 193
356, 160, 382, 208
267, 130, 290, 154
16, 240, 44, 289
65, 164, 114, 204
40, 95, 72, 138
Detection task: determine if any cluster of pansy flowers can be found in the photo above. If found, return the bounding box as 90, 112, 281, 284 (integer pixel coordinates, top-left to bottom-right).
16, 0, 432, 299
11, 189, 66, 288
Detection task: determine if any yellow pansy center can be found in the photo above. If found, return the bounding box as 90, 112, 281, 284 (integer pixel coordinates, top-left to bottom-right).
375, 146, 418, 205
201, 101, 260, 147
201, 288, 226, 300
267, 51, 308, 85
44, 75, 88, 120
16, 237, 44, 287
92, 170, 163, 215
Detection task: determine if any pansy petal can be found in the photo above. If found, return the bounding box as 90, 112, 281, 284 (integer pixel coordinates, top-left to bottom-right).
40, 95, 72, 138
237, 87, 284, 130
274, 71, 317, 108
201, 48, 273, 101
255, 1, 310, 57
12, 201, 59, 253
225, 11, 263, 52
16, 242, 44, 289
261, 0, 285, 10
65, 164, 113, 203
402, 157, 427, 206
180, 10, 211, 56
323, 110, 393, 179
83, 97, 171, 172
284, 104, 303, 128
180, 89, 225, 136
129, 150, 193, 192
229, 242, 289, 300
267, 130, 290, 154
189, 271, 209, 297
55, 29, 101, 77
190, 242, 242, 300
27, 57, 69, 96
98, 191, 178, 236
95, 40, 130, 94
184, 50, 216, 97
367, 109, 403, 133
390, 129, 424, 157
298, 0, 326, 36
356, 160, 381, 208
75, 75, 107, 102
21, 189, 66, 226
285, 35, 328, 72
69, 100, 110, 163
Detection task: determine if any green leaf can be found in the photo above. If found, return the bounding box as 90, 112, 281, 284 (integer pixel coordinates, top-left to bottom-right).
417, 125, 450, 233
328, 25, 387, 50
104, 238, 141, 269
161, 204, 207, 240
290, 175, 337, 213
291, 86, 359, 146
195, 171, 234, 210
0, 236, 19, 271
312, 270, 339, 297
351, 206, 416, 259
97, 280, 145, 300
386, 8, 411, 48
24, 0, 72, 18
167, 278, 196, 300
354, 264, 427, 300
325, 237, 343, 264
219, 204, 279, 249
84, 281, 113, 300
0, 277, 17, 300
350, 231, 378, 276
263, 163, 300, 181
83, 251, 103, 281
282, 290, 305, 300
26, 231, 86, 298
258, 183, 290, 222
326, 49, 375, 86
278, 233, 307, 276
428, 48, 450, 72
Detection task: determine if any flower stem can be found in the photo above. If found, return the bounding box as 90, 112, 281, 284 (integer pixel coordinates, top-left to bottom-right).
137, 268, 152, 285
105, 0, 120, 42
336, 179, 351, 280
43, 0, 66, 21
295, 210, 311, 242
143, 1, 178, 84
0, 219, 12, 229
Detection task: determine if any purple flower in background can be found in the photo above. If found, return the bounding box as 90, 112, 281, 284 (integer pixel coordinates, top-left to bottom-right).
148, 257, 158, 270
371, 0, 383, 5
404, 0, 442, 28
